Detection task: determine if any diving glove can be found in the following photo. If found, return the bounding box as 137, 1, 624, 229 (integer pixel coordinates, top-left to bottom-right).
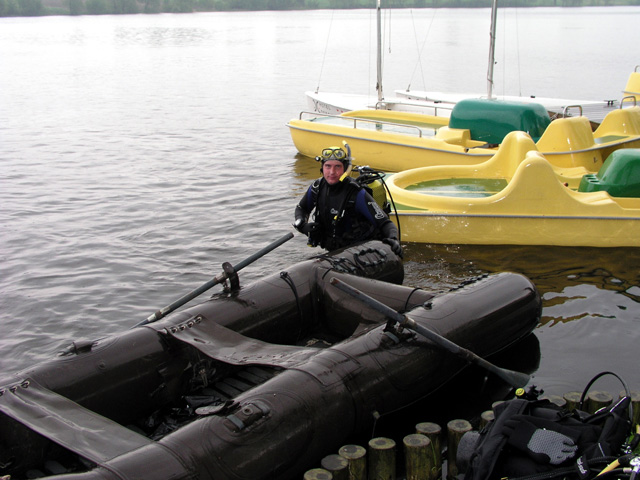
383, 237, 403, 258
503, 416, 579, 465
301, 222, 319, 235
293, 218, 305, 232
293, 219, 318, 235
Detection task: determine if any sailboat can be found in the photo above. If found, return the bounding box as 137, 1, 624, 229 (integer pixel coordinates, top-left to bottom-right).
306, 0, 454, 117
306, 1, 621, 124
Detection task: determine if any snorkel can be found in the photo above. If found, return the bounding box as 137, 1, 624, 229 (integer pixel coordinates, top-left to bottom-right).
339, 141, 353, 182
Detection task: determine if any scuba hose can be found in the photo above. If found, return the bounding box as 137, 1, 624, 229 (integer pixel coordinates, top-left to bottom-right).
578, 371, 633, 426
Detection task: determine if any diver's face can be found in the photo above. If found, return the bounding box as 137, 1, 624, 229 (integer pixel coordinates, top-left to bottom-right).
323, 160, 344, 185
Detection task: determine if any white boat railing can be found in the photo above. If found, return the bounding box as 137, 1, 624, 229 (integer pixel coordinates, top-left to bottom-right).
374, 100, 454, 117
297, 111, 435, 138
620, 95, 637, 108
561, 105, 584, 118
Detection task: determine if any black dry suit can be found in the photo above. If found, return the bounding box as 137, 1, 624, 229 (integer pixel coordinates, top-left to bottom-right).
295, 176, 398, 252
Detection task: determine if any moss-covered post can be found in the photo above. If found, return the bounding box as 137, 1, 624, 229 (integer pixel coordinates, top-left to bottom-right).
304, 468, 333, 480
403, 433, 432, 480
415, 422, 441, 480
321, 454, 349, 480
368, 437, 396, 480
586, 391, 612, 413
447, 419, 472, 479
339, 444, 367, 480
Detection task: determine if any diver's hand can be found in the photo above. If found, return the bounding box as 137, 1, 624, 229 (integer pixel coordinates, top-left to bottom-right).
293, 218, 306, 233
383, 237, 403, 258
301, 222, 319, 235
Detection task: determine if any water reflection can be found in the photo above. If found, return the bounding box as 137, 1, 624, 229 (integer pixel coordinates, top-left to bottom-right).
400, 243, 640, 395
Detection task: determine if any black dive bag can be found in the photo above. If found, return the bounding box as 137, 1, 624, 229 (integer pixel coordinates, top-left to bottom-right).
462, 389, 632, 480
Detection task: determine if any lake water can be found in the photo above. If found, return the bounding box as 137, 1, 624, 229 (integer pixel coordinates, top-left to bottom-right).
1, 6, 639, 410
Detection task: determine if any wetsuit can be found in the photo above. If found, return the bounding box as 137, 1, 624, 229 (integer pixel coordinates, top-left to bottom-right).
294, 176, 399, 252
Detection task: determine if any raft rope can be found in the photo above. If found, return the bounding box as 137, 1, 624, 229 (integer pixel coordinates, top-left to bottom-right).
314, 9, 336, 94
402, 287, 426, 312
279, 271, 304, 341
314, 254, 360, 275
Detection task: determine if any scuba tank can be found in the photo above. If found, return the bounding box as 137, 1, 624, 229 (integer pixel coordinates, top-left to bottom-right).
352, 165, 391, 214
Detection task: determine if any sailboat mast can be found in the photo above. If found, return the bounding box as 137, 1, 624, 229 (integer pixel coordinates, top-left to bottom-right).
487, 0, 498, 99
376, 0, 383, 102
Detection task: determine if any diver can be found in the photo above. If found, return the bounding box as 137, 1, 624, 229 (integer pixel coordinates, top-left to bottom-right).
294, 144, 403, 257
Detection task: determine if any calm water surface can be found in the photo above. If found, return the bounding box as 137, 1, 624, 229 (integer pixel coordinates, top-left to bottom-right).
1, 8, 639, 407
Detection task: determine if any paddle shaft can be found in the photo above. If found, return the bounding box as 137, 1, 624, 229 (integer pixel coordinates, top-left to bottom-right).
138, 232, 294, 326
329, 277, 530, 389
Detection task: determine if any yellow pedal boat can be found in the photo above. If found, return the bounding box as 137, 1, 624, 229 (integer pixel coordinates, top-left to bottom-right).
385, 131, 640, 247
288, 98, 640, 173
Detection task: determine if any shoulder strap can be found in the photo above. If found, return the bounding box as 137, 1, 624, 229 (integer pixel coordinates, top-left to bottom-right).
465, 399, 530, 480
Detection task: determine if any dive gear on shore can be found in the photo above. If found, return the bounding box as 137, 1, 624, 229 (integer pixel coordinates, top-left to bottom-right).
460, 372, 634, 480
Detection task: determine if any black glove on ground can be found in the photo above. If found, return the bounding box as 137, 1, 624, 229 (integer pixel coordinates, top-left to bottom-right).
502, 416, 579, 465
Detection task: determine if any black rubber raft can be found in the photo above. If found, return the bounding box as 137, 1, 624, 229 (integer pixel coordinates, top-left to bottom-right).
0, 240, 541, 480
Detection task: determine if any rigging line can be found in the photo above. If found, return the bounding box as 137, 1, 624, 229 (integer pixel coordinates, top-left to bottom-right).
368, 6, 374, 97
315, 9, 336, 94
382, 7, 390, 87
515, 3, 522, 96
386, 7, 391, 55
500, 6, 506, 98
407, 8, 437, 92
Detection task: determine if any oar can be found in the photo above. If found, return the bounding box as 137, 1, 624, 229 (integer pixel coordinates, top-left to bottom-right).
329, 277, 530, 389
134, 232, 294, 327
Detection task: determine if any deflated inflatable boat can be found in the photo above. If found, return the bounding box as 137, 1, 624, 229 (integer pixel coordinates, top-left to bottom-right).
0, 239, 541, 480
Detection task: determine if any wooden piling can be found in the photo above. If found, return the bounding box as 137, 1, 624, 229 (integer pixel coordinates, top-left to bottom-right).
339, 444, 367, 480
415, 422, 441, 480
403, 434, 432, 480
304, 468, 333, 480
367, 437, 396, 480
447, 419, 472, 479
479, 410, 494, 429
586, 391, 613, 413
321, 454, 349, 480
563, 391, 582, 411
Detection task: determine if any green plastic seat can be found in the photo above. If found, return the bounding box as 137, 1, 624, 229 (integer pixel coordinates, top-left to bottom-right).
578, 148, 640, 197
449, 98, 551, 144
